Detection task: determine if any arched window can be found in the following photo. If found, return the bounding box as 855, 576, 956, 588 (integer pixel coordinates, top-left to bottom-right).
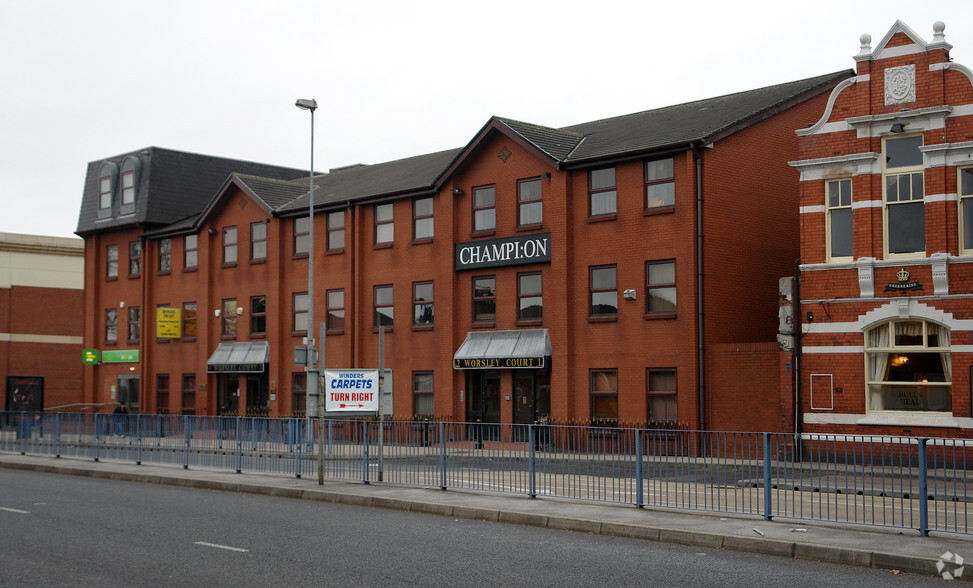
119, 155, 141, 216
97, 161, 118, 219
864, 319, 951, 413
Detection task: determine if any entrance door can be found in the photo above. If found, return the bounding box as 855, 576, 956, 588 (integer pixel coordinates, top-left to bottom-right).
117, 375, 139, 412
466, 370, 500, 445
218, 375, 240, 416
513, 371, 551, 424
245, 374, 269, 416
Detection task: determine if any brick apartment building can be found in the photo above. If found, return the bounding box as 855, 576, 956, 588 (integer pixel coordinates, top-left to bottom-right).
1, 232, 84, 411
77, 70, 851, 430
792, 21, 973, 438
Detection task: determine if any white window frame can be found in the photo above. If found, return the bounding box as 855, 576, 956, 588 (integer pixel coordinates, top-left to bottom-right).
959, 166, 973, 255
826, 178, 853, 262
882, 134, 925, 259
863, 319, 951, 414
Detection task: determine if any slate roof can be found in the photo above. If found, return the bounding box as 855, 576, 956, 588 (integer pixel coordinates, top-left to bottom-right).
76, 147, 306, 235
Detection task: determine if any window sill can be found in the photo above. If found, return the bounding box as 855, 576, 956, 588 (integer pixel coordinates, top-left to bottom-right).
588, 214, 616, 223
249, 333, 266, 339
155, 339, 170, 344
643, 206, 675, 217
104, 341, 118, 346
183, 267, 197, 273
292, 253, 309, 260
220, 335, 238, 340
516, 223, 544, 232
471, 321, 496, 329
471, 230, 496, 238
221, 263, 237, 269
250, 259, 267, 265
157, 271, 171, 277
644, 312, 677, 321
412, 324, 434, 332
411, 237, 434, 245
588, 315, 618, 323
326, 329, 345, 335
106, 277, 118, 282
128, 274, 141, 279
371, 327, 394, 334
181, 337, 196, 343
516, 319, 543, 327
326, 249, 345, 256
373, 243, 393, 250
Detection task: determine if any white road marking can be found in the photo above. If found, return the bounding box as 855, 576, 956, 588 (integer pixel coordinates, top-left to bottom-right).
194, 541, 249, 553
0, 507, 30, 514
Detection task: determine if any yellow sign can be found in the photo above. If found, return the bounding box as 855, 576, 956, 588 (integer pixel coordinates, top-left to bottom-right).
157, 307, 182, 338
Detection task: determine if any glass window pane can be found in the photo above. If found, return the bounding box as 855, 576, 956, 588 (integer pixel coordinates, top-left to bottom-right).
648, 263, 674, 285
519, 201, 542, 225
415, 217, 433, 240
591, 168, 615, 190
646, 158, 673, 181
519, 274, 541, 295
376, 223, 393, 244
376, 204, 393, 222
329, 229, 345, 250
415, 197, 433, 217
591, 191, 616, 215
414, 283, 433, 300
646, 183, 674, 208
888, 201, 924, 254
474, 187, 495, 207
885, 136, 923, 168
474, 209, 495, 231
830, 208, 852, 258
591, 291, 617, 315
648, 287, 677, 313
519, 179, 541, 201
375, 286, 393, 305
591, 267, 615, 289
963, 199, 973, 250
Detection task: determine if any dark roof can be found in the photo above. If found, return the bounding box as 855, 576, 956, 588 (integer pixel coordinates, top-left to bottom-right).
559, 70, 853, 164
76, 147, 306, 235
278, 148, 461, 214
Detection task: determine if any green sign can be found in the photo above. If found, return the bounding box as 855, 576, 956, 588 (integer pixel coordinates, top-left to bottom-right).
82, 349, 100, 365
102, 350, 140, 363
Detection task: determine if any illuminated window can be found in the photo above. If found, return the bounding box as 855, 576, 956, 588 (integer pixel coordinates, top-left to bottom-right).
865, 320, 951, 413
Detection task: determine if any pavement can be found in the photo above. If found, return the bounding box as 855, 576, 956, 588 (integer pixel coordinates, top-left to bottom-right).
2, 452, 972, 581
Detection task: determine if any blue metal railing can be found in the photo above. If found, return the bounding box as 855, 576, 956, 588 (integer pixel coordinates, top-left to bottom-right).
2, 412, 971, 537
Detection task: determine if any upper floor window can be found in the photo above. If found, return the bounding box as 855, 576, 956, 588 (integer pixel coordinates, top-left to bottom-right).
827, 179, 853, 261
128, 241, 141, 277
375, 203, 393, 245
106, 244, 119, 280
518, 178, 542, 226
182, 301, 197, 340
294, 216, 310, 256
184, 235, 198, 270
413, 281, 434, 326
158, 239, 172, 273
646, 261, 676, 314
121, 171, 135, 207
645, 158, 674, 210
590, 265, 617, 317
221, 298, 238, 337
327, 289, 345, 332
250, 295, 266, 335
959, 167, 973, 254
128, 306, 141, 343
251, 222, 267, 262
223, 226, 238, 265
374, 285, 393, 328
589, 167, 616, 217
517, 272, 542, 321
328, 211, 345, 251
865, 319, 951, 413
293, 292, 308, 333
473, 276, 496, 323
119, 155, 140, 215
99, 176, 112, 214
473, 186, 496, 233
414, 197, 434, 241
105, 308, 118, 344
883, 135, 924, 257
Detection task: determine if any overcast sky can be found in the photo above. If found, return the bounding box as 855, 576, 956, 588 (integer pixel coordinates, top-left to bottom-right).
1, 1, 971, 239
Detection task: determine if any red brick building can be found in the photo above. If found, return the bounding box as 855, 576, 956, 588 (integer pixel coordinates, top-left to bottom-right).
1, 233, 84, 411
792, 21, 973, 437
77, 71, 850, 430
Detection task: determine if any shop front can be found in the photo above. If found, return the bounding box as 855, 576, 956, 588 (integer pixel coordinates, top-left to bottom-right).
207, 342, 270, 416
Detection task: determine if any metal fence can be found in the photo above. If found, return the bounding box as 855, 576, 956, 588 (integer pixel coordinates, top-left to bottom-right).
2, 412, 970, 537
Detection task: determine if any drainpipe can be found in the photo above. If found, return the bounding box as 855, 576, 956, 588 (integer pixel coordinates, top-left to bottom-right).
693, 144, 705, 432
794, 257, 802, 443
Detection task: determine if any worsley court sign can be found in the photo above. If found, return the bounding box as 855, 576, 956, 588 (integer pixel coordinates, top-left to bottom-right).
455, 233, 551, 271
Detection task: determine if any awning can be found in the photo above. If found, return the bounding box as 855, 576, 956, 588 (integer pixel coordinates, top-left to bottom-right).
207, 342, 269, 373
453, 329, 551, 369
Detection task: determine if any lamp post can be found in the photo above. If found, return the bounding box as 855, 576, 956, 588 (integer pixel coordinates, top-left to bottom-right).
295, 97, 323, 484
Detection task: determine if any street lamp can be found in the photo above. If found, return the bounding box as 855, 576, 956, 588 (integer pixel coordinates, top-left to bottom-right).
296, 97, 323, 484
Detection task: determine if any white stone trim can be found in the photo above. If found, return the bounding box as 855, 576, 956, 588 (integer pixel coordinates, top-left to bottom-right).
800, 205, 824, 214
0, 333, 83, 345
922, 141, 973, 168
802, 345, 864, 354
804, 411, 973, 429
788, 152, 879, 181
796, 76, 862, 137
925, 193, 957, 203
851, 199, 882, 209
942, 62, 973, 89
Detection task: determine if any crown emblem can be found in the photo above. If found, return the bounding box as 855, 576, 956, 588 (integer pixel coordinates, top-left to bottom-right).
897, 268, 911, 282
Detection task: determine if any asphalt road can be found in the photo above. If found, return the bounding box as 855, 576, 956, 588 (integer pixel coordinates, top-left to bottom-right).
0, 470, 943, 587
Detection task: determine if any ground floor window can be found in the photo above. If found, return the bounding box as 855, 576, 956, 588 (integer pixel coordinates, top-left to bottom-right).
865, 319, 951, 412
156, 373, 170, 414
646, 369, 676, 423
292, 373, 306, 417
590, 369, 618, 424
413, 371, 434, 417
182, 374, 196, 415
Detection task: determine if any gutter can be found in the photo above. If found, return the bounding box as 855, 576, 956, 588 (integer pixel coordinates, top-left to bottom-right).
692, 144, 706, 431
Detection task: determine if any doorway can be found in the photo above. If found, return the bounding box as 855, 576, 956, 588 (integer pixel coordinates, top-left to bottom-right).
245, 373, 270, 416
466, 370, 500, 445
117, 375, 140, 412
217, 375, 240, 416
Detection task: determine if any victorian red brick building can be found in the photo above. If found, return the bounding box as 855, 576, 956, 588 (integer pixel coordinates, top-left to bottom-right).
77, 70, 850, 430
792, 21, 973, 437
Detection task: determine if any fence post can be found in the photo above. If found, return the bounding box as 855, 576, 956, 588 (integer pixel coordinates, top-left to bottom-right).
918, 437, 929, 537
439, 421, 447, 491
135, 414, 142, 465
235, 417, 243, 474
635, 429, 644, 508
293, 419, 302, 479
93, 413, 101, 462
763, 433, 773, 521
55, 413, 61, 458
528, 424, 536, 499
362, 420, 370, 484
183, 415, 190, 469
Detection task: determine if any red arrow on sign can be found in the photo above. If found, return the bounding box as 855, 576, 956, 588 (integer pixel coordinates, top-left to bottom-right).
339, 404, 365, 408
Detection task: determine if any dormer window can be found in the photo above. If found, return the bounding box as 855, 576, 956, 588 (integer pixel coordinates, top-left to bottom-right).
119, 155, 141, 216
96, 161, 118, 219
